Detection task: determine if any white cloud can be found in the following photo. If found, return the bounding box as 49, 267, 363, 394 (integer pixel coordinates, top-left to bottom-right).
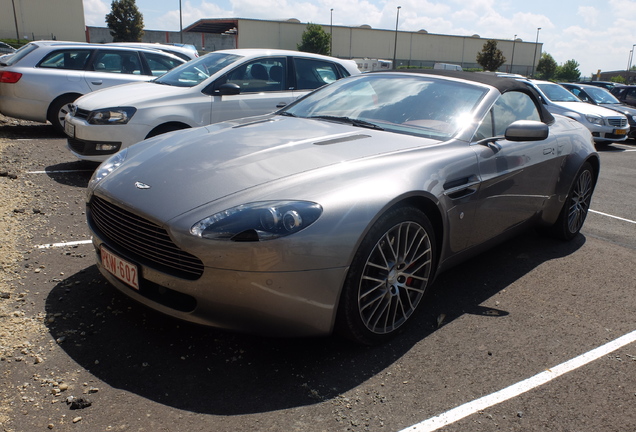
83, 0, 110, 27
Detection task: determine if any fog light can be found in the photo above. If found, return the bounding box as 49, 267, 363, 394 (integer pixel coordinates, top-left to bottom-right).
95, 143, 120, 151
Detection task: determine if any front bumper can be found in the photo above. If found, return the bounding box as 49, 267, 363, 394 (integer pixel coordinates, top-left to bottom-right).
587, 123, 628, 143
91, 233, 348, 338
64, 115, 147, 162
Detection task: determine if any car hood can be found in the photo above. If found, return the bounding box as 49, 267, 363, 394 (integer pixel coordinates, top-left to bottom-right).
551, 101, 625, 117
95, 116, 441, 221
599, 103, 636, 116
75, 81, 191, 109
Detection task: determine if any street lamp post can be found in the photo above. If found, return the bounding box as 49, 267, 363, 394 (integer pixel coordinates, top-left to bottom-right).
510, 34, 517, 73
179, 0, 183, 43
532, 27, 541, 78
393, 6, 401, 68
330, 8, 333, 56
11, 0, 20, 42
627, 44, 636, 84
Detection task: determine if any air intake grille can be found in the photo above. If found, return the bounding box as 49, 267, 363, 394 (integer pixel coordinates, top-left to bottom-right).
608, 118, 628, 127
89, 196, 204, 280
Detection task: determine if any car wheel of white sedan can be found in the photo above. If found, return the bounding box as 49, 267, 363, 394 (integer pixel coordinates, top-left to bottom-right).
337, 206, 437, 345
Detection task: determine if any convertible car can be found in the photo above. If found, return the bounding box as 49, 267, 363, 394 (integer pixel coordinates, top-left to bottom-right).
86, 70, 599, 345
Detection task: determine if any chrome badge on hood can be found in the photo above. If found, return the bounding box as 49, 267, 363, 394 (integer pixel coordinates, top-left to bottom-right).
135, 182, 151, 190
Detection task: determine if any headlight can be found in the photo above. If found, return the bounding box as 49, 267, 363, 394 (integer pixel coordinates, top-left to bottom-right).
585, 114, 604, 126
89, 148, 128, 186
87, 107, 136, 125
191, 201, 323, 241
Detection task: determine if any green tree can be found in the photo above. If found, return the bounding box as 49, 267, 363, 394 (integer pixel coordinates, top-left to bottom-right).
610, 75, 626, 83
535, 52, 557, 80
555, 59, 581, 82
476, 40, 506, 71
106, 0, 144, 42
297, 23, 331, 55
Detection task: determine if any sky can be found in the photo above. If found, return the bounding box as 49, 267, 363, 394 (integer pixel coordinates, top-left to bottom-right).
82, 0, 636, 76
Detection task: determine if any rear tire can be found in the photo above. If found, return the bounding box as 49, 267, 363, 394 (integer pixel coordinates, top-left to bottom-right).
336, 206, 436, 345
48, 94, 78, 134
552, 162, 595, 240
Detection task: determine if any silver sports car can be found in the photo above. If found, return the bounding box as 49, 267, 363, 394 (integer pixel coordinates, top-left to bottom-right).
86, 70, 599, 345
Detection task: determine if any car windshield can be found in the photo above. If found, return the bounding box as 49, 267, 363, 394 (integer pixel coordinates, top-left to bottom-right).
154, 53, 242, 87
537, 83, 581, 102
585, 86, 621, 104
282, 74, 487, 140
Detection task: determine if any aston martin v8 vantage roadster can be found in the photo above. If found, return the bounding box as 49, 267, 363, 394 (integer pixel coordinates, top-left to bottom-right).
86, 70, 599, 345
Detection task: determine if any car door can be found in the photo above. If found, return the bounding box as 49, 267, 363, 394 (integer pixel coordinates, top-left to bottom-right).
32, 48, 94, 97
209, 57, 295, 124
469, 90, 563, 246
84, 49, 152, 91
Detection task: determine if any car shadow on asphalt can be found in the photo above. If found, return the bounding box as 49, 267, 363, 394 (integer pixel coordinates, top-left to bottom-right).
43, 229, 585, 415
44, 161, 99, 188
0, 123, 62, 139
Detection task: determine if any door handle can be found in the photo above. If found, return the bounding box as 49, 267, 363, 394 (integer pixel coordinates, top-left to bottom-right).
91, 80, 103, 85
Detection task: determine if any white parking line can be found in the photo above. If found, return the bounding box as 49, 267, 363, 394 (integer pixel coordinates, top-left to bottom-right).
399, 329, 636, 432
25, 169, 94, 174
589, 209, 636, 224
37, 240, 92, 249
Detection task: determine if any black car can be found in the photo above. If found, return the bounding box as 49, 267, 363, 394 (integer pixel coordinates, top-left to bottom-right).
586, 81, 621, 91
611, 85, 636, 109
561, 82, 636, 139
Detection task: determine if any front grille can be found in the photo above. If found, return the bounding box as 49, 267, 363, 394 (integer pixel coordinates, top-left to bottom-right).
608, 118, 627, 128
89, 196, 204, 280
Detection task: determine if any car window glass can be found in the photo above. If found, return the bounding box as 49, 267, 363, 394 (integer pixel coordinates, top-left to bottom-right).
284, 74, 487, 140
143, 52, 183, 76
475, 91, 541, 139
91, 50, 142, 75
536, 83, 579, 102
586, 86, 620, 104
626, 89, 636, 104
39, 49, 92, 70
224, 58, 286, 93
294, 58, 340, 90
155, 53, 241, 87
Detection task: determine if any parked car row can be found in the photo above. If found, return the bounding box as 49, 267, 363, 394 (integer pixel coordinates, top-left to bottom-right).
0, 41, 187, 132
0, 44, 614, 343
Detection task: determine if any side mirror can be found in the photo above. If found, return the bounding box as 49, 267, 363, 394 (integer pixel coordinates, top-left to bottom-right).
504, 120, 549, 141
217, 83, 241, 96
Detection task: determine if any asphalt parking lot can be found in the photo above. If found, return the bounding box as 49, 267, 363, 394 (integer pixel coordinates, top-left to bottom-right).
0, 122, 635, 432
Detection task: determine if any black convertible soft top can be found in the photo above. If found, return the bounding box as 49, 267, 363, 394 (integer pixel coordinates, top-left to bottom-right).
371, 69, 555, 123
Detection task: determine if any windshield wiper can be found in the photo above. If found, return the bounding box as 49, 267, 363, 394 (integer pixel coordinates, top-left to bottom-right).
278, 112, 296, 117
308, 115, 384, 131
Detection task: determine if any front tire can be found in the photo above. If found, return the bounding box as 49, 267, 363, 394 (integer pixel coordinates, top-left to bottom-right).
552, 162, 595, 240
337, 206, 437, 345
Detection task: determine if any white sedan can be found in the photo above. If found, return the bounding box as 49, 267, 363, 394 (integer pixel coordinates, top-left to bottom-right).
65, 49, 360, 162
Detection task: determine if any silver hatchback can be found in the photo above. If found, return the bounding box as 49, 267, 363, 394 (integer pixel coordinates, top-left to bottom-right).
0, 41, 185, 132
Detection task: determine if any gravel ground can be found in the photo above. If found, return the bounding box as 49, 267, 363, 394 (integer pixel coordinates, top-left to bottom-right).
0, 114, 48, 427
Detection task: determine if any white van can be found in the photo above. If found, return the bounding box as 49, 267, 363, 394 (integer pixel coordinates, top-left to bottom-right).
433, 63, 462, 71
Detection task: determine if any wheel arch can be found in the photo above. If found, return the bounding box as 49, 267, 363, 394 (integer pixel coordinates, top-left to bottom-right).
145, 121, 191, 139
46, 93, 82, 122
